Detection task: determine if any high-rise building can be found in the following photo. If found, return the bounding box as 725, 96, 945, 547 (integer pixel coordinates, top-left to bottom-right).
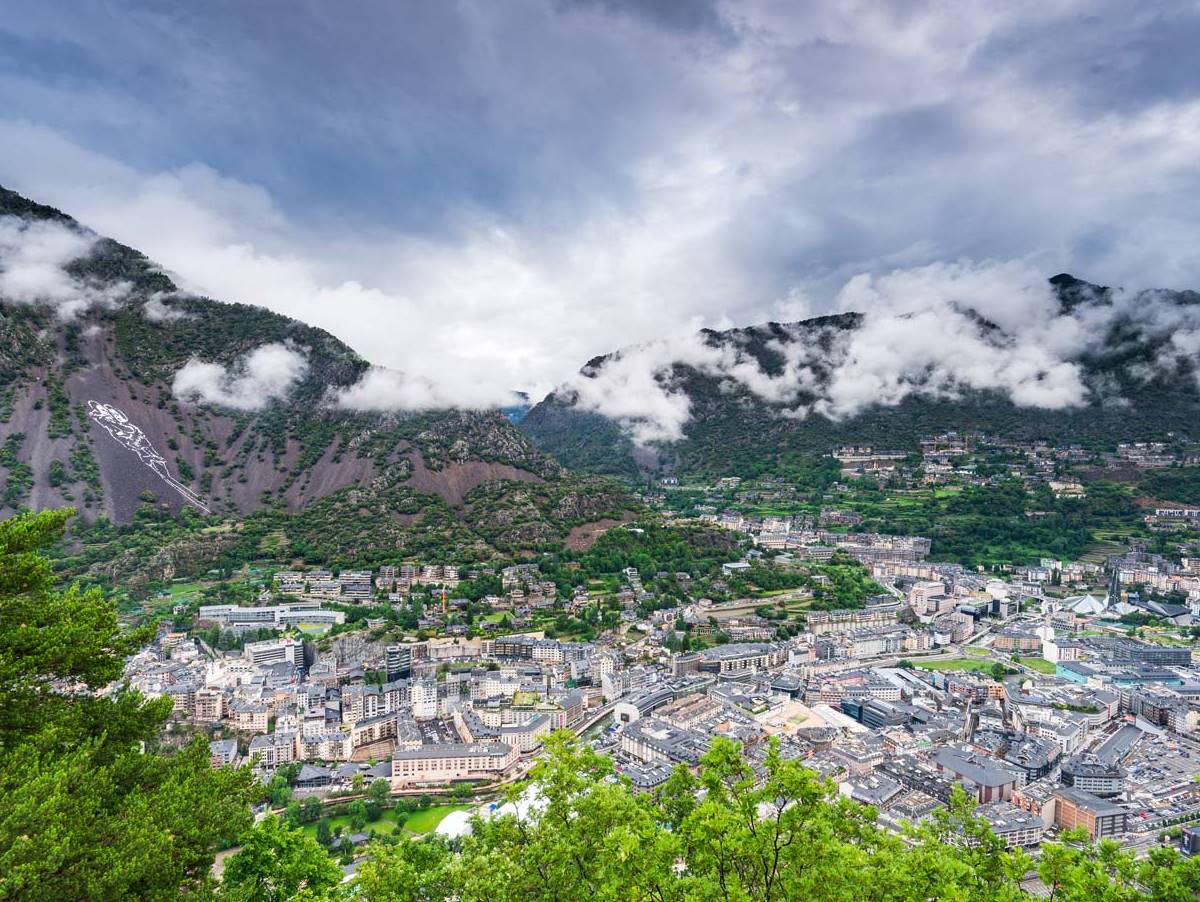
386, 644, 412, 681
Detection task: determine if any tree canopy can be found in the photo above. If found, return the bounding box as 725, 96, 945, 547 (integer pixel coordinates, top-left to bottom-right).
0, 509, 257, 900
346, 732, 1200, 902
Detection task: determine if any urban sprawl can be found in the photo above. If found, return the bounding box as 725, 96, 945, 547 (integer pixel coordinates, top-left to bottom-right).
127, 432, 1200, 855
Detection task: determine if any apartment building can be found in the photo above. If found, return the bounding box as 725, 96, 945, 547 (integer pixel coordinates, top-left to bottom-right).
1054, 788, 1129, 840
244, 637, 300, 667
390, 741, 519, 788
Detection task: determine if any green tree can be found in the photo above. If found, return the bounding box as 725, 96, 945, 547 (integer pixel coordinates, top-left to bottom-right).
283, 800, 302, 828
301, 795, 323, 824
220, 816, 341, 901
266, 772, 292, 807
0, 510, 258, 900
349, 800, 368, 831
368, 778, 392, 806
315, 818, 333, 848
355, 836, 457, 902
348, 731, 1200, 902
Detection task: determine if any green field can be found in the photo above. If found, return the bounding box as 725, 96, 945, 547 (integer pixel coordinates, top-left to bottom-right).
297, 622, 333, 635
300, 803, 471, 840
1013, 656, 1057, 674
300, 812, 398, 840
401, 804, 472, 834
912, 658, 998, 673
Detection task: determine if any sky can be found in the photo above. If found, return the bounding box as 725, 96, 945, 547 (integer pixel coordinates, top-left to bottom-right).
3, 0, 1200, 410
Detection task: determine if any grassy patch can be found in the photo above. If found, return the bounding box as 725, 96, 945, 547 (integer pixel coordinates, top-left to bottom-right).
298, 803, 470, 841
1013, 656, 1056, 674
402, 804, 472, 834
301, 812, 399, 840
912, 658, 998, 673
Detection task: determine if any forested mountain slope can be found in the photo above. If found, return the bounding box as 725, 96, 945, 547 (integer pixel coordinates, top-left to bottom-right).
0, 187, 633, 581
522, 276, 1200, 477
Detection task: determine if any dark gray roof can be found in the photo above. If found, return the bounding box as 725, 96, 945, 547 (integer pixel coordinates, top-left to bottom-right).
933, 748, 1021, 787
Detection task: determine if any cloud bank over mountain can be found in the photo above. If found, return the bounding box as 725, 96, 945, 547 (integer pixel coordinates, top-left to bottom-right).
3, 1, 1200, 406
331, 365, 519, 413
0, 215, 127, 320
556, 261, 1200, 444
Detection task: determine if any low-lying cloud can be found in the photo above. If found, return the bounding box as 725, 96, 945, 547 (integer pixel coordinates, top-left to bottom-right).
173, 342, 308, 410
332, 365, 520, 413
559, 261, 1200, 443
0, 215, 128, 319
141, 293, 192, 323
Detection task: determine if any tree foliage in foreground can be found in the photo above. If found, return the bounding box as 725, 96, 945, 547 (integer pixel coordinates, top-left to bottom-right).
0, 510, 258, 901
346, 733, 1200, 902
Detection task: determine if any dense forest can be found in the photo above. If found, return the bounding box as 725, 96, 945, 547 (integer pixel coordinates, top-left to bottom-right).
1142, 468, 1200, 505
852, 479, 1143, 568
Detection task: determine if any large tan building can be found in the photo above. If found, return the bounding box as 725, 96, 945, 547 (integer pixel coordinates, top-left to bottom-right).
391, 741, 519, 788
193, 688, 225, 723
1054, 788, 1129, 840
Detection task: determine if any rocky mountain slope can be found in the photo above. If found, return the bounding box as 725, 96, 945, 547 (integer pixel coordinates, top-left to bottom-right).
522, 275, 1200, 477
0, 187, 633, 582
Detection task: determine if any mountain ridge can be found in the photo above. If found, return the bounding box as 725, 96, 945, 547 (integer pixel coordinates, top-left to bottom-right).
521, 276, 1200, 477
0, 186, 635, 583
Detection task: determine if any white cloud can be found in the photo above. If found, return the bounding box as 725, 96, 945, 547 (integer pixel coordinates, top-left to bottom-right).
0, 214, 127, 319
561, 259, 1200, 441
141, 292, 191, 322
332, 365, 518, 412
172, 342, 308, 410
562, 318, 830, 442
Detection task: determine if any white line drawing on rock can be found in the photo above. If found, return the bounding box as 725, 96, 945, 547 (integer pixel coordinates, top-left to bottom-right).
86, 400, 211, 514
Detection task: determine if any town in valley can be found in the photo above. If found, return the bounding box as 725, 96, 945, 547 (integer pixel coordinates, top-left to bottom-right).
125, 431, 1200, 862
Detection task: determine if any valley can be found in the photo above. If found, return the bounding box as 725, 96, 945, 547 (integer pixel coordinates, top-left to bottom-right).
4, 185, 1200, 899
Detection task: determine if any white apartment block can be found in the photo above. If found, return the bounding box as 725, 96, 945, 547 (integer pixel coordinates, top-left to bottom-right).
244, 637, 300, 667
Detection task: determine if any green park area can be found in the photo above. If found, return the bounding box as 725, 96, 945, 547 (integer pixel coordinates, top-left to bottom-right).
1013, 656, 1057, 674
401, 804, 472, 834
300, 802, 471, 842
911, 658, 997, 673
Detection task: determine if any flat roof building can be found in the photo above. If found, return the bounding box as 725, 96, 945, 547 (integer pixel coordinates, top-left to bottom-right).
1054, 788, 1129, 840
